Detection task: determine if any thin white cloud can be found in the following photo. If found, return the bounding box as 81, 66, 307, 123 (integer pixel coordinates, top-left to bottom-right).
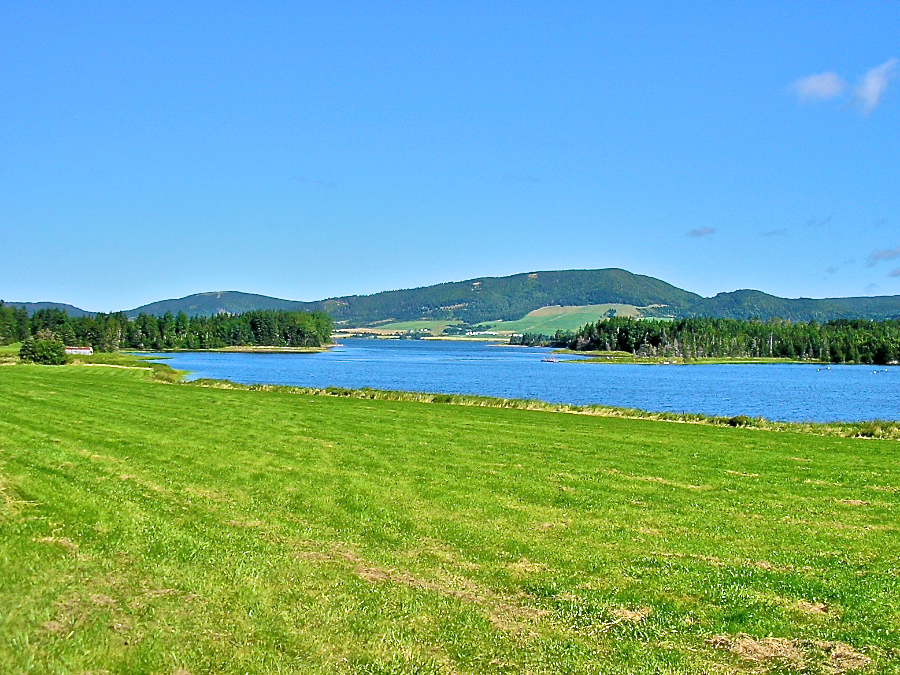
687, 227, 716, 238
890, 268, 900, 278
806, 214, 833, 228
791, 71, 846, 102
854, 58, 898, 117
867, 246, 900, 267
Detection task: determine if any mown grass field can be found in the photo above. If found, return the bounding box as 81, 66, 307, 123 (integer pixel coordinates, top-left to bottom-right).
368, 320, 463, 335
480, 305, 645, 335
1, 362, 899, 674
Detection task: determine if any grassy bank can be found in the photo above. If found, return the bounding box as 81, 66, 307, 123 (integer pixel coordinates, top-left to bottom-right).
190, 379, 900, 440
1, 362, 898, 673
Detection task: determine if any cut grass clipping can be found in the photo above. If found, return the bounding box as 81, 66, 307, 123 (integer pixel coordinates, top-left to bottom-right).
0, 360, 898, 673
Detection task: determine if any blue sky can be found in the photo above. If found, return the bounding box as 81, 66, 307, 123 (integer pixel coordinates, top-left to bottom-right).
1, 2, 898, 312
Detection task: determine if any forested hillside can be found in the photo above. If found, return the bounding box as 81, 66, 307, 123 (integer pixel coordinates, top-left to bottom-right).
558, 316, 900, 365
9, 268, 900, 327
4, 301, 93, 317
124, 270, 900, 325
126, 291, 317, 318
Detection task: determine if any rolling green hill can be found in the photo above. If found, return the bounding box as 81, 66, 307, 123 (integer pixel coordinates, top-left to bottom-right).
14, 268, 900, 326
125, 291, 318, 318
126, 269, 900, 326
125, 270, 699, 324
4, 301, 94, 317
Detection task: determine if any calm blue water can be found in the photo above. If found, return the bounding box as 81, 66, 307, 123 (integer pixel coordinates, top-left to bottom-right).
148, 340, 899, 423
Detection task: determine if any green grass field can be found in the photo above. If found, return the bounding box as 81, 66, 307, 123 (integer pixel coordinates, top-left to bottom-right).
350, 305, 648, 336
367, 320, 463, 335
1, 361, 898, 673
480, 305, 645, 335
0, 342, 21, 355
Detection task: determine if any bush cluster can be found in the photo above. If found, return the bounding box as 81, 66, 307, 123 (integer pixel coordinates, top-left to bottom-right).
19, 338, 67, 365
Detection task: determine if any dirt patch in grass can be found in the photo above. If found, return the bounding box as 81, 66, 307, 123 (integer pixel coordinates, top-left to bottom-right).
708, 634, 805, 669
632, 475, 711, 490
610, 607, 650, 623
90, 593, 117, 607
837, 499, 869, 506
537, 520, 569, 531
865, 484, 900, 493
292, 543, 548, 631
823, 642, 873, 673
34, 536, 79, 551
227, 519, 264, 528
0, 471, 23, 515
707, 634, 871, 673
354, 563, 547, 630
660, 551, 724, 566
184, 486, 230, 503
797, 600, 829, 615
508, 558, 546, 576
42, 619, 67, 634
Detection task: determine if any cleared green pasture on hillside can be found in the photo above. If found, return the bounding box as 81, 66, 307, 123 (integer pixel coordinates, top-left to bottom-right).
368, 320, 462, 335
481, 304, 644, 334
1, 364, 898, 673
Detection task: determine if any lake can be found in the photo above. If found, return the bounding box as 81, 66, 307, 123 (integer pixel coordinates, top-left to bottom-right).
148, 339, 899, 423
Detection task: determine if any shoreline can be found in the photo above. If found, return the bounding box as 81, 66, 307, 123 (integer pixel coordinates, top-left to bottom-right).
128, 345, 333, 354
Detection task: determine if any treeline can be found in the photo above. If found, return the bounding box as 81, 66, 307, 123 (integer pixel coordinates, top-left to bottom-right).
0, 302, 333, 351
534, 316, 900, 364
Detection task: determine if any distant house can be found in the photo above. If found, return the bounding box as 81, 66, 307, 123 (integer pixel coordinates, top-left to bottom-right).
65, 346, 93, 355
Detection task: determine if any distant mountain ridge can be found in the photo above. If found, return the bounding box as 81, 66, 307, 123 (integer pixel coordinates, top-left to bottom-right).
3, 301, 95, 318
124, 269, 900, 324
8, 268, 900, 324
125, 291, 315, 318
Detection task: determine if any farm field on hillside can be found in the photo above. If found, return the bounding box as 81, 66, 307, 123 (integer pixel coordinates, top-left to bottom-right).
0, 363, 897, 673
480, 304, 645, 334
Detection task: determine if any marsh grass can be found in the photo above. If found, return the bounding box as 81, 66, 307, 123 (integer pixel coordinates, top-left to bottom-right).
0, 361, 898, 673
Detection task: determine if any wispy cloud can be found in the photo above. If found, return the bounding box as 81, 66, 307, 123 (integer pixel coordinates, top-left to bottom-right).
865, 283, 880, 293
791, 59, 897, 117
761, 228, 787, 237
791, 71, 846, 102
876, 217, 889, 228
854, 58, 899, 117
867, 246, 900, 267
890, 268, 900, 278
687, 227, 716, 238
824, 266, 838, 275
806, 214, 833, 228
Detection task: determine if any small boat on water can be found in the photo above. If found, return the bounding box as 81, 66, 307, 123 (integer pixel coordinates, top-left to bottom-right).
541, 356, 559, 363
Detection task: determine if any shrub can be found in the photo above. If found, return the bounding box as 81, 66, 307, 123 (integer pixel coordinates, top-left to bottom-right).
19, 338, 67, 365
727, 415, 754, 427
